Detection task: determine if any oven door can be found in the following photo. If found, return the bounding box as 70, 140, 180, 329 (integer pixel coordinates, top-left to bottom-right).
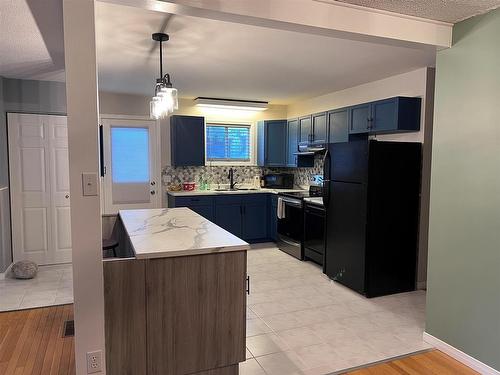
277, 197, 304, 259
304, 203, 326, 266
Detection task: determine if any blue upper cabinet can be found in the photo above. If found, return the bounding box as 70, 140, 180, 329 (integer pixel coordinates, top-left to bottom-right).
170, 115, 205, 166
286, 119, 298, 167
311, 112, 328, 144
299, 113, 328, 145
349, 103, 371, 134
328, 108, 349, 143
257, 120, 287, 167
371, 97, 421, 133
349, 97, 421, 135
298, 115, 312, 145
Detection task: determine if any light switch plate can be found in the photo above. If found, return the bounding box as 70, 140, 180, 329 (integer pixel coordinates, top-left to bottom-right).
82, 173, 98, 196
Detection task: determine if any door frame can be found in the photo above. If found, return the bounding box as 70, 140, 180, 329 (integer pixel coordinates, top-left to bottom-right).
100, 115, 161, 214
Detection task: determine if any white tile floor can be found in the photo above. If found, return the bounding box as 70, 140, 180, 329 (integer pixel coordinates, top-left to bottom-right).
241, 245, 430, 375
0, 264, 73, 312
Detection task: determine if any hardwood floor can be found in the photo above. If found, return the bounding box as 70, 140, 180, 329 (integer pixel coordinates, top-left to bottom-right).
0, 304, 479, 375
0, 304, 75, 375
345, 350, 479, 375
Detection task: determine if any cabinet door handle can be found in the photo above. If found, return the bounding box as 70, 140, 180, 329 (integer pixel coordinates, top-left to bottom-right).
367, 118, 372, 130
246, 275, 250, 295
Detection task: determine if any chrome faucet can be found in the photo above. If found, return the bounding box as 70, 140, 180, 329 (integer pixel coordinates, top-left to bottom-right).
228, 168, 237, 190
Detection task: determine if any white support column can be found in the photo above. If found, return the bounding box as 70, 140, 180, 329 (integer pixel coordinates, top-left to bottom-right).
63, 0, 105, 374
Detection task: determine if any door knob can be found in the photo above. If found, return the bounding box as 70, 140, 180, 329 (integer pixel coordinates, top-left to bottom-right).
65, 195, 70, 199
150, 191, 156, 195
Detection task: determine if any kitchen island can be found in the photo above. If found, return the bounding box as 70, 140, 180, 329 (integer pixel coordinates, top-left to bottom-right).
103, 208, 250, 375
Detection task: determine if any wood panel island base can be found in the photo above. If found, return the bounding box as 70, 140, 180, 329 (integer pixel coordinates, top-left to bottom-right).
103, 208, 249, 375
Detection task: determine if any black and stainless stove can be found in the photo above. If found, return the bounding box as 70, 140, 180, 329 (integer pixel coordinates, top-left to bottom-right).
279, 185, 322, 200
276, 176, 323, 260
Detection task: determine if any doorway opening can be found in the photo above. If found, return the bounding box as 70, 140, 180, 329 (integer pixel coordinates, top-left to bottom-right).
1, 113, 73, 312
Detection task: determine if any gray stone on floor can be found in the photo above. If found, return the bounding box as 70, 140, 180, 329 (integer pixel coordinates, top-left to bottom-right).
11, 260, 38, 279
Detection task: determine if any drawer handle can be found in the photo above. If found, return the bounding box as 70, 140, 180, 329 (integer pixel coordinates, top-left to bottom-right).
246, 276, 250, 295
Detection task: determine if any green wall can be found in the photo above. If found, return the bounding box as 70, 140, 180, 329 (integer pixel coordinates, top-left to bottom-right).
426, 8, 500, 370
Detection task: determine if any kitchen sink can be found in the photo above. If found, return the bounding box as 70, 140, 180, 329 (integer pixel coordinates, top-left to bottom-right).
213, 188, 258, 192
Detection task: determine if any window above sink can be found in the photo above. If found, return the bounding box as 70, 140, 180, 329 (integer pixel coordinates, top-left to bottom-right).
206, 122, 255, 166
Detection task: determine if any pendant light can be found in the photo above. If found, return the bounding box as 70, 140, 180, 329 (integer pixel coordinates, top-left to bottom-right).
150, 33, 178, 119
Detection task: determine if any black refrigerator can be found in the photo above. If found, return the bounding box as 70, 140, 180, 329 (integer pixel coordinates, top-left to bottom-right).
322, 137, 422, 298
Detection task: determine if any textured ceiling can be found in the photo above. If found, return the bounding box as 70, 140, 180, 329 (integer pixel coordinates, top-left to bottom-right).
96, 2, 436, 104
334, 0, 500, 23
0, 0, 64, 81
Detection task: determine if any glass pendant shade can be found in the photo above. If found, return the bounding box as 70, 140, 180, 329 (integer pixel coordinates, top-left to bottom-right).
150, 86, 178, 119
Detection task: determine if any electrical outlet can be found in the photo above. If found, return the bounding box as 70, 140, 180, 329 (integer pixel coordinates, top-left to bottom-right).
86, 350, 102, 373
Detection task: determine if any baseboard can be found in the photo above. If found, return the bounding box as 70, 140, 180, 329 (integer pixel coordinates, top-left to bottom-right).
423, 332, 500, 375
417, 281, 427, 290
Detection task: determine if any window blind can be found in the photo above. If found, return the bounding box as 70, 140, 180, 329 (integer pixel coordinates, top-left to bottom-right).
206, 124, 250, 161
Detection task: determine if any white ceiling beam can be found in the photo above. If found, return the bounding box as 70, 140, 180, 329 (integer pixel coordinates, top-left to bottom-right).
99, 0, 452, 49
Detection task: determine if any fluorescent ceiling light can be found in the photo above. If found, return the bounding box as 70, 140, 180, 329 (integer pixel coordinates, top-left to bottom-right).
194, 97, 268, 111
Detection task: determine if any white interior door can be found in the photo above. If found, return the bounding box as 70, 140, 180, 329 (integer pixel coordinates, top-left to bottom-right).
8, 113, 72, 265
101, 118, 160, 214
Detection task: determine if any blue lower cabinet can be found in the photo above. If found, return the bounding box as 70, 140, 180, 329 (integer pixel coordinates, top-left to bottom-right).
215, 203, 243, 238
189, 205, 215, 222
167, 195, 215, 221
242, 195, 268, 241
170, 194, 276, 242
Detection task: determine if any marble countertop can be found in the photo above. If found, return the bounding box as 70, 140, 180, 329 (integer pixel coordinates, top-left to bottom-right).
167, 188, 307, 196
119, 208, 249, 259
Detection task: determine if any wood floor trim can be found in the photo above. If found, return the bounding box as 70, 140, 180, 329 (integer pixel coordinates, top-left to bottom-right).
343, 349, 481, 375
423, 332, 500, 375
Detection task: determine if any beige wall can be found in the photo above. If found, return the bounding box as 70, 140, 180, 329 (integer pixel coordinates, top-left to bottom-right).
287, 67, 435, 286
99, 91, 150, 116
98, 92, 288, 168
287, 67, 430, 142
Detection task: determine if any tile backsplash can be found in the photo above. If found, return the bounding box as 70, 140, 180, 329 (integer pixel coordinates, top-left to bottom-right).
162, 165, 264, 188
268, 154, 324, 186
162, 155, 324, 189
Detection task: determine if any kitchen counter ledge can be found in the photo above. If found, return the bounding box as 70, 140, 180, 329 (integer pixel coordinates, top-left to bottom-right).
119, 207, 249, 259
166, 187, 307, 197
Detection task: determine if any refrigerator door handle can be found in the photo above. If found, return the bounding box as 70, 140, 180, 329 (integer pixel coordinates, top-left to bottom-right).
322, 150, 331, 207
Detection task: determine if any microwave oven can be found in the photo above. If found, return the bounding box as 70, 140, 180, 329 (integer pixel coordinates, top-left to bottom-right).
263, 173, 294, 189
